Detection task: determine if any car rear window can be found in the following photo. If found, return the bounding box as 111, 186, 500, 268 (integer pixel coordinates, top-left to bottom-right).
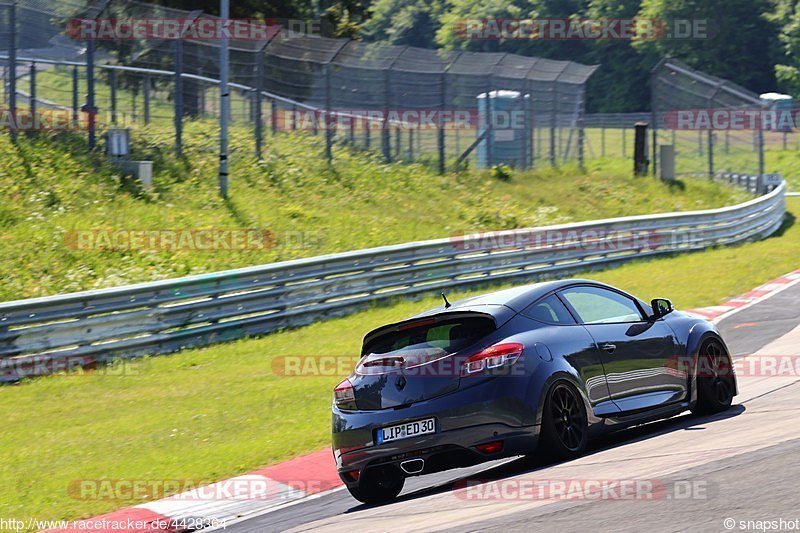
363, 316, 495, 358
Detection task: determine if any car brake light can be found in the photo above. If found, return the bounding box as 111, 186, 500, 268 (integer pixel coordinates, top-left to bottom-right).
333, 378, 355, 407
461, 343, 523, 377
475, 440, 504, 454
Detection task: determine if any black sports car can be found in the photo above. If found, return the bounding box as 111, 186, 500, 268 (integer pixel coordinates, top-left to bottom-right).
331, 279, 737, 504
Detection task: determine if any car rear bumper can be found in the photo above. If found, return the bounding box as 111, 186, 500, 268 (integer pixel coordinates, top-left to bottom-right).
332, 376, 540, 485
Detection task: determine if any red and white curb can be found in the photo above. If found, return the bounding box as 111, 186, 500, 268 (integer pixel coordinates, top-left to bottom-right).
43, 450, 344, 532
44, 269, 800, 532
683, 269, 800, 324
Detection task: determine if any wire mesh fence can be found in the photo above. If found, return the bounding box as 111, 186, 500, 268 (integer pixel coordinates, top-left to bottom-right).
651, 58, 770, 180
0, 0, 603, 173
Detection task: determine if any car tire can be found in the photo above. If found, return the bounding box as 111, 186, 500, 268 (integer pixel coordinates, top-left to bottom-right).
691, 339, 735, 415
346, 469, 404, 505
539, 381, 588, 460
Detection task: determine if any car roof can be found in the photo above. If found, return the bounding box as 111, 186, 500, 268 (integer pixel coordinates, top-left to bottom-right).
362, 279, 634, 348
412, 278, 618, 317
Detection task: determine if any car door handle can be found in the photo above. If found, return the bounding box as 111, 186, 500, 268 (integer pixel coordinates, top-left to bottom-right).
599, 343, 616, 353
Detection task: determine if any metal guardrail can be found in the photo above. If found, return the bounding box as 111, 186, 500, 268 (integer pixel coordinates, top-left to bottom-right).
0, 182, 787, 380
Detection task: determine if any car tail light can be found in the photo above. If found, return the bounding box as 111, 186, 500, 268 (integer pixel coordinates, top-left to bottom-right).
333, 378, 356, 408
475, 440, 504, 454
461, 343, 523, 377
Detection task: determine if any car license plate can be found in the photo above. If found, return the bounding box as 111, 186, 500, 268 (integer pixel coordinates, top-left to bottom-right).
377, 418, 436, 444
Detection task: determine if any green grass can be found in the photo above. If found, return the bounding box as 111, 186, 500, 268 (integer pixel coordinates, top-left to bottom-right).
0, 119, 750, 302
2, 197, 798, 526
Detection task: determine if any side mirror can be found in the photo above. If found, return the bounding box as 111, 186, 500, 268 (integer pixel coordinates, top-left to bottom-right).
650, 298, 674, 319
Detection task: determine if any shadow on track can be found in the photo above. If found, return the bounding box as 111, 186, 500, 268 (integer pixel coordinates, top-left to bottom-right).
343, 404, 746, 513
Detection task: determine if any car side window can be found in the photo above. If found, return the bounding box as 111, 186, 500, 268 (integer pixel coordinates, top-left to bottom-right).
559, 286, 644, 324
524, 294, 576, 325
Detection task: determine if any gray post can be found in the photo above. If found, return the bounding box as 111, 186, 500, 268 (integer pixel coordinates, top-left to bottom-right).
270, 100, 276, 133
758, 128, 765, 179
364, 117, 370, 148
650, 70, 657, 176
28, 62, 35, 134
87, 38, 96, 149
601, 126, 605, 157
622, 123, 626, 157
437, 71, 446, 173
72, 65, 79, 123
577, 87, 585, 170
383, 69, 391, 162
174, 39, 183, 156
486, 80, 494, 168
143, 75, 150, 125
255, 49, 264, 158
549, 82, 557, 166
325, 63, 333, 162
109, 69, 117, 124
8, 0, 16, 139
219, 0, 230, 198
708, 130, 714, 179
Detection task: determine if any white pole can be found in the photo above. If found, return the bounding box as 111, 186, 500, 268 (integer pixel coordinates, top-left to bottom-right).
218, 0, 230, 198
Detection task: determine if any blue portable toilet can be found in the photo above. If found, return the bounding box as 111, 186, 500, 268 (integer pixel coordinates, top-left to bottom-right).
476, 90, 530, 168
760, 92, 793, 132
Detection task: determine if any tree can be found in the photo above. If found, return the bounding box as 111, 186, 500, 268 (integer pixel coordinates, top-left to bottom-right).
636, 0, 778, 93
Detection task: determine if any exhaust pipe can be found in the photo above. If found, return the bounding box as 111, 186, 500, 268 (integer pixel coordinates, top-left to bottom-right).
399, 458, 425, 475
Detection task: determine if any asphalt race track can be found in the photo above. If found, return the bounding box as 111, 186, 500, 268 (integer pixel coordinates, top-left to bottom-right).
222, 281, 800, 533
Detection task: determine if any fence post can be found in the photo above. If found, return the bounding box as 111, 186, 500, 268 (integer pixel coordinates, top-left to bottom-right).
143, 74, 150, 125
486, 78, 493, 168
8, 0, 15, 140
708, 130, 714, 179
758, 129, 765, 179
87, 38, 96, 149
438, 71, 446, 173
72, 65, 78, 123
28, 62, 35, 135
550, 82, 557, 166
577, 87, 585, 170
324, 63, 333, 162
271, 100, 276, 133
621, 122, 626, 157
174, 39, 183, 156
383, 69, 391, 162
601, 125, 605, 157
255, 49, 264, 158
109, 69, 117, 124
364, 117, 370, 149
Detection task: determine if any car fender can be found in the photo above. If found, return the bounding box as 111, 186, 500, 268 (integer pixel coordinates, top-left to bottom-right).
685, 321, 739, 406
